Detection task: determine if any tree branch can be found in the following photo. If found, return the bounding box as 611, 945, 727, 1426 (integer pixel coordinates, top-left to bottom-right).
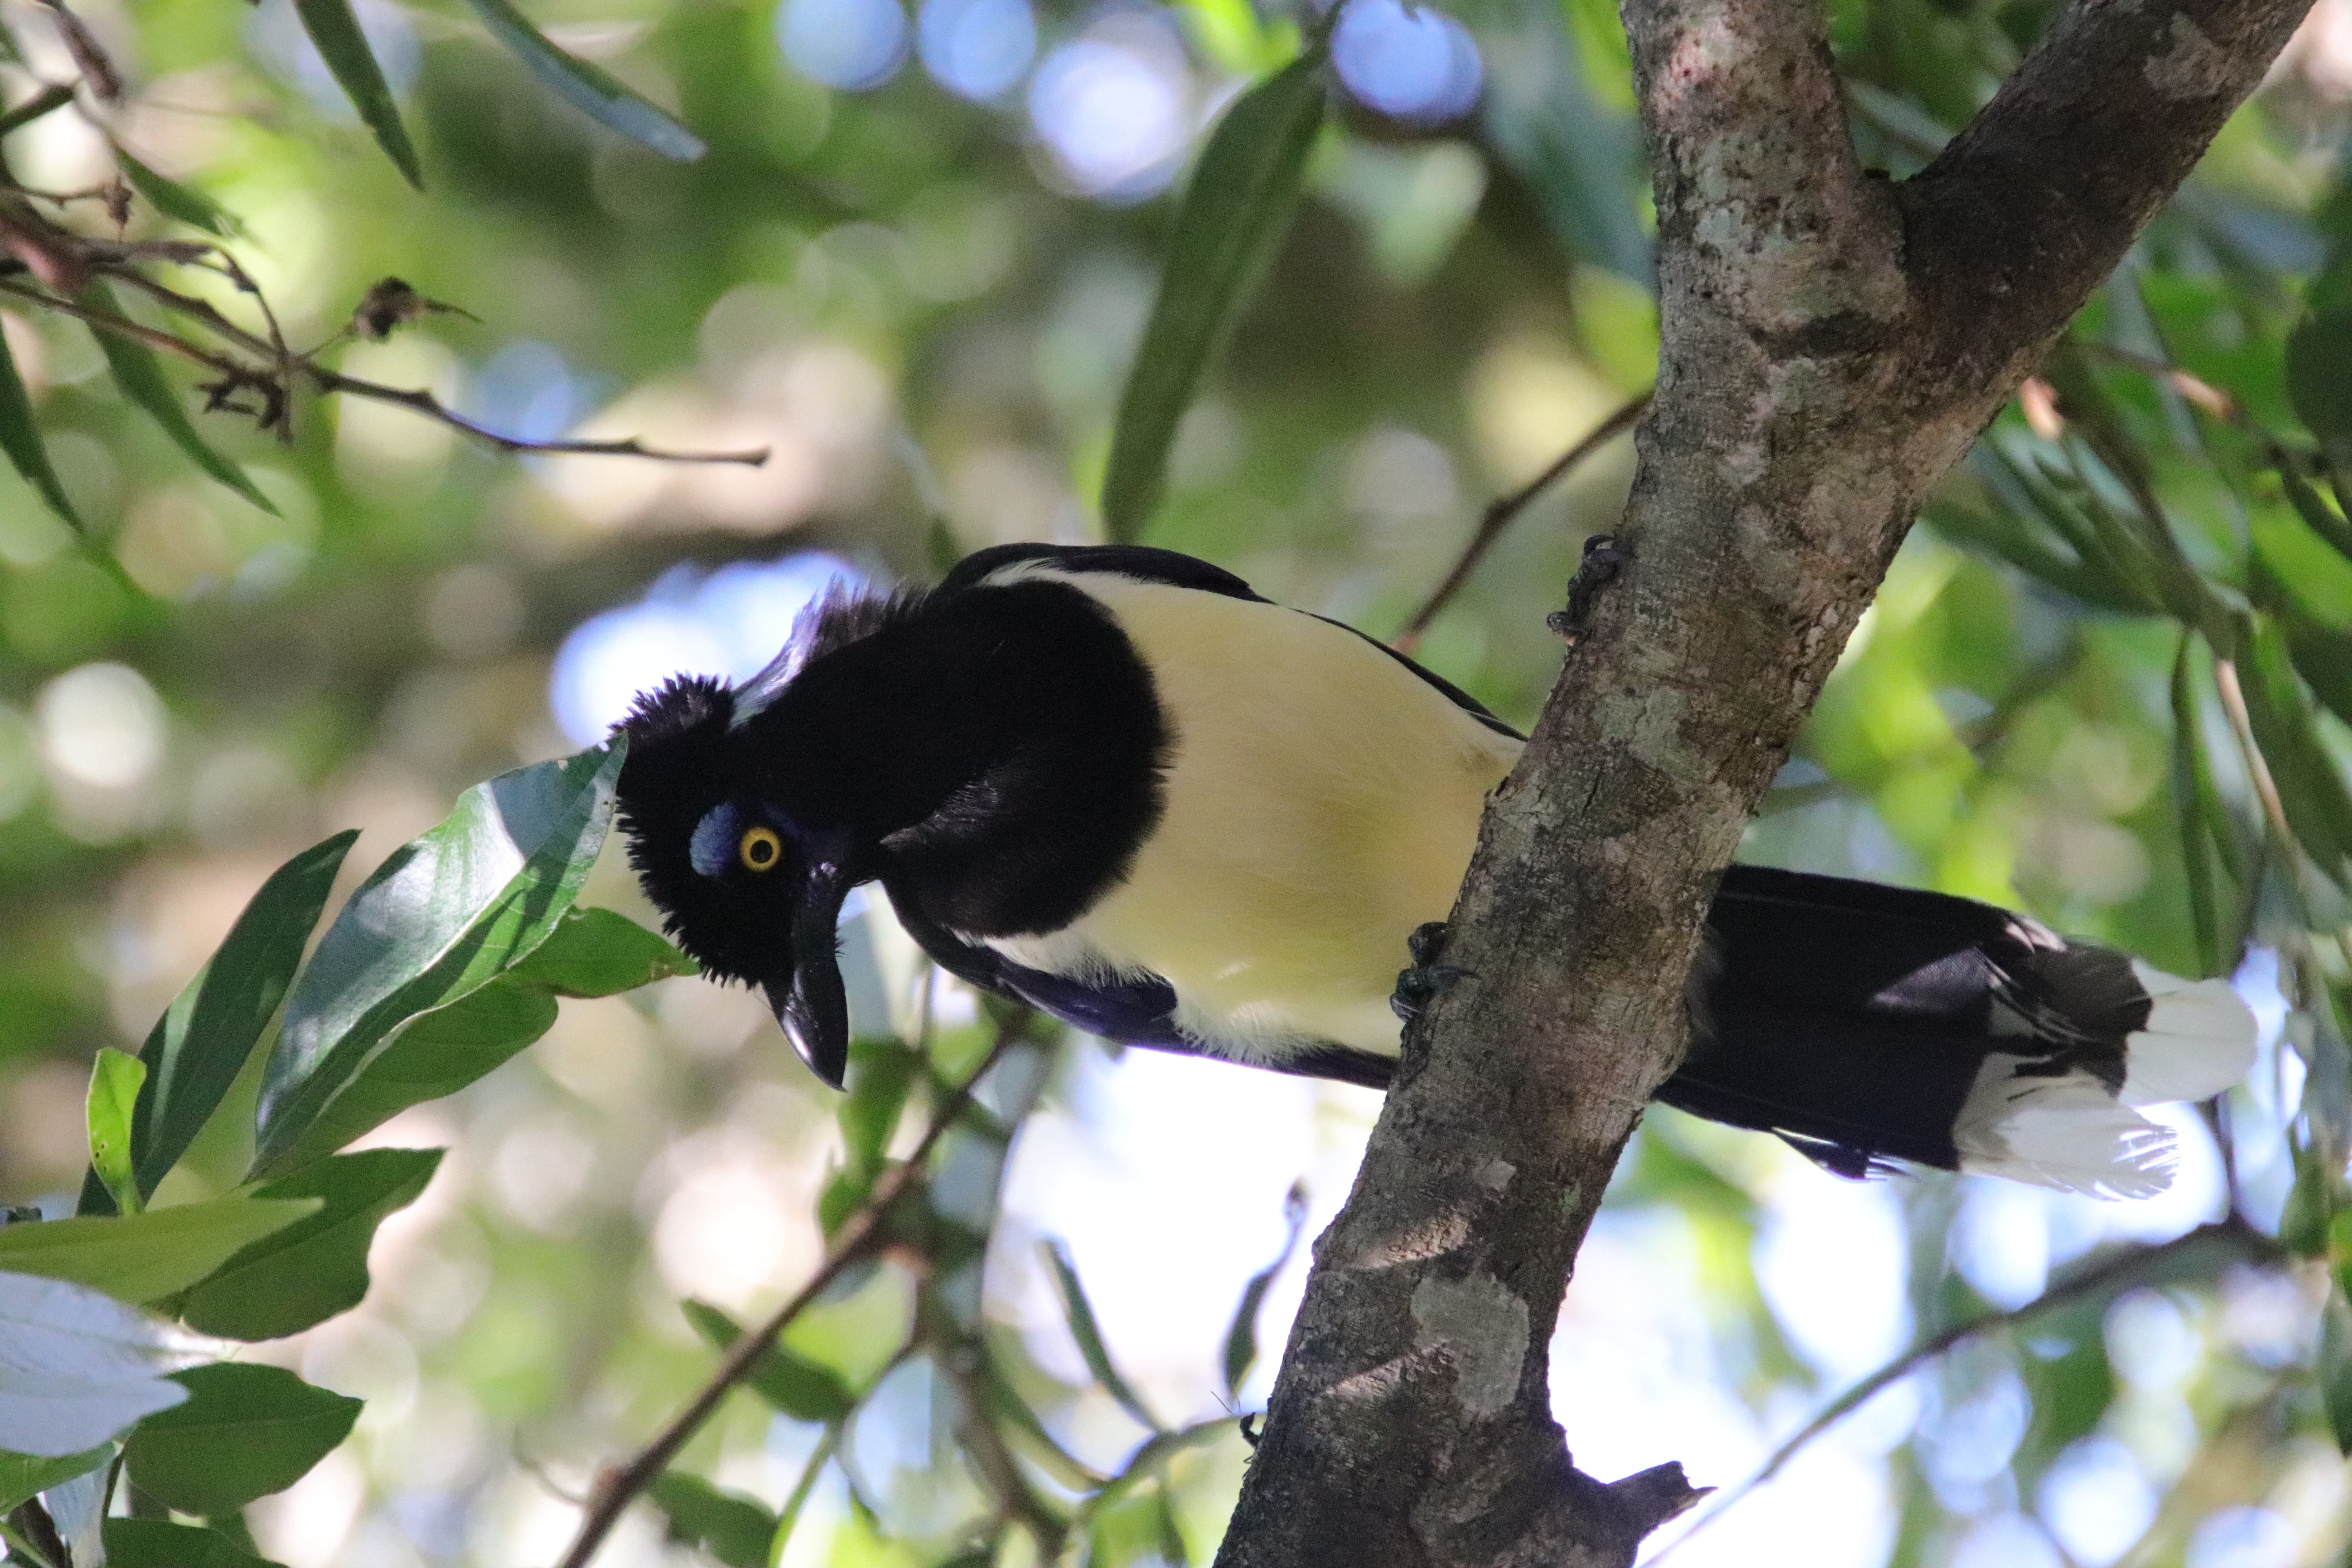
1212, 2, 2312, 1564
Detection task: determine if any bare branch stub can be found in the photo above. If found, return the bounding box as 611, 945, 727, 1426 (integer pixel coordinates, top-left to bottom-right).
1212, 4, 2315, 1567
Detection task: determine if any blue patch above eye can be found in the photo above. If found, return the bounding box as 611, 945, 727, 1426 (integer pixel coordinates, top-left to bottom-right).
689, 803, 744, 878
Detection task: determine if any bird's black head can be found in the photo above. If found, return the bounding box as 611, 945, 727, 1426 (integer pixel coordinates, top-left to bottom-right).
615, 673, 863, 1088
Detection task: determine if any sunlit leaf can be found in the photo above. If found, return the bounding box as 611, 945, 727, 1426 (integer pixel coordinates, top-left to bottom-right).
251, 745, 622, 1178
81, 281, 278, 515
1042, 1239, 1162, 1432
122, 1363, 361, 1515
1100, 43, 1328, 541
0, 1198, 320, 1305
173, 1149, 444, 1341
85, 1048, 145, 1217
292, 0, 424, 189
459, 0, 705, 160
503, 905, 696, 996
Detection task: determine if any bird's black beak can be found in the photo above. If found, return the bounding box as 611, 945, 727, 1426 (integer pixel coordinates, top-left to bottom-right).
768, 855, 859, 1090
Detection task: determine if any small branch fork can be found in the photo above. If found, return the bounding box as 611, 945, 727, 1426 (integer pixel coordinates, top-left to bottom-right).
549, 1020, 1030, 1568
0, 72, 763, 468
1651, 1220, 2285, 1560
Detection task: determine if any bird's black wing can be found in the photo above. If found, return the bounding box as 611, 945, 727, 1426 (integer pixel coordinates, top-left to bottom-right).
939, 543, 1525, 742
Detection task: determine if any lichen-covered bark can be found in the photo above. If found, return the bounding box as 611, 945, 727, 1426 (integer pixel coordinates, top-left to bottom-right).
1212, 2, 2312, 1565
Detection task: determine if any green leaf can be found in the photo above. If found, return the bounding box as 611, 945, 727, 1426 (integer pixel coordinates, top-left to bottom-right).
2324, 1287, 2352, 1454
1041, 1239, 1161, 1432
648, 1472, 777, 1568
0, 1198, 320, 1304
1221, 1181, 1306, 1402
173, 1149, 443, 1341
2170, 639, 2225, 976
838, 1038, 918, 1176
292, 0, 424, 189
0, 312, 80, 532
260, 979, 559, 1176
2289, 302, 2352, 444
1100, 44, 1328, 542
122, 1363, 361, 1515
2287, 619, 2352, 731
80, 832, 358, 1216
81, 281, 277, 515
681, 1300, 856, 1423
502, 905, 696, 996
251, 745, 623, 1178
108, 145, 236, 236
1472, 0, 1650, 285
457, 0, 705, 160
2236, 617, 2352, 884
103, 1519, 285, 1568
0, 1446, 109, 1515
86, 1049, 145, 1216
2278, 460, 2352, 566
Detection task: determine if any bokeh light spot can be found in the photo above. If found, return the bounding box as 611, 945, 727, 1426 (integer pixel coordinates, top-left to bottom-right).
1333, 0, 1482, 125
780, 0, 910, 90
1028, 14, 1192, 201
918, 0, 1036, 99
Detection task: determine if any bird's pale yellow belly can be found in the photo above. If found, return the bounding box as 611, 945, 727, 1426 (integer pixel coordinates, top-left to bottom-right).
980, 571, 1524, 1061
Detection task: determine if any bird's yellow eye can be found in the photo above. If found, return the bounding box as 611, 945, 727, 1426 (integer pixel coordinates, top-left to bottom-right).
739, 825, 782, 872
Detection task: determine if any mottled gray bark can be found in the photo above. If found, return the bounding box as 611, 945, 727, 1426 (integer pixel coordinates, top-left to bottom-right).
1212, 2, 2312, 1565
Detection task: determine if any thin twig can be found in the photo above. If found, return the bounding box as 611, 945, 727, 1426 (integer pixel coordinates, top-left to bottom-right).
305, 365, 770, 464
0, 82, 75, 139
0, 277, 251, 377
551, 1016, 1034, 1568
1394, 391, 1649, 652
2213, 657, 2299, 863
1650, 1220, 2282, 1561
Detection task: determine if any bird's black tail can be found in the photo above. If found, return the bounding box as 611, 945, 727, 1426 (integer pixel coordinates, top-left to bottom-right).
1658, 866, 2255, 1196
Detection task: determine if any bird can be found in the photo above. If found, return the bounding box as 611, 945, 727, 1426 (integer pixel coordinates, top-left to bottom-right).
613, 541, 2256, 1197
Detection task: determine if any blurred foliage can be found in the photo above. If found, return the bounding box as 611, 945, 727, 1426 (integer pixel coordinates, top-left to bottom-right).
0, 0, 2350, 1564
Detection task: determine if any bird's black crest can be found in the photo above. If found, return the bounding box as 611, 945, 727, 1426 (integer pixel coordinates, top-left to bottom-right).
613, 675, 742, 962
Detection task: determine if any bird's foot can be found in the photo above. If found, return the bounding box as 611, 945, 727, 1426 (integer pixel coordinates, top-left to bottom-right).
1392, 921, 1476, 1020
1546, 533, 1634, 644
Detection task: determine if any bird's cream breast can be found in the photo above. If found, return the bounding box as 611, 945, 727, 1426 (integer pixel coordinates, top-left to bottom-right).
984, 569, 1522, 1059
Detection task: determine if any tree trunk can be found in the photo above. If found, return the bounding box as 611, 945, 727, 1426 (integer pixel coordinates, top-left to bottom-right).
1212, 1, 2314, 1563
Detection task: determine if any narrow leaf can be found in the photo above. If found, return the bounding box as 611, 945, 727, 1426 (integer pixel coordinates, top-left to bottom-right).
1221, 1180, 1306, 1402
459, 0, 705, 160
174, 1148, 443, 1341
251, 745, 622, 1178
0, 316, 79, 531
0, 1198, 320, 1305
108, 145, 236, 236
2279, 460, 2352, 566
2236, 618, 2352, 884
0, 1270, 182, 1457
80, 832, 358, 1216
2169, 639, 2223, 976
2325, 1287, 2352, 1454
502, 905, 696, 996
681, 1300, 857, 1423
1100, 44, 1327, 541
1041, 1239, 1162, 1432
292, 0, 424, 189
85, 1049, 145, 1217
646, 1472, 777, 1568
81, 282, 277, 514
122, 1363, 361, 1515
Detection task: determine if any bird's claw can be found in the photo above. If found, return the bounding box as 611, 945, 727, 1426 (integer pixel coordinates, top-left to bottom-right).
1392, 922, 1475, 1020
